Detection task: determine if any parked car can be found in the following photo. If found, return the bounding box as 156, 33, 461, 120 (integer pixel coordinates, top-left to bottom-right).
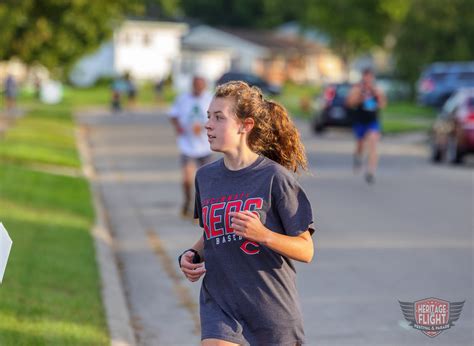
215, 72, 281, 95
430, 88, 474, 164
417, 61, 474, 108
312, 83, 353, 133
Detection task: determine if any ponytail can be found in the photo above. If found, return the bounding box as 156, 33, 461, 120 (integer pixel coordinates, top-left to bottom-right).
215, 81, 308, 173
260, 100, 307, 172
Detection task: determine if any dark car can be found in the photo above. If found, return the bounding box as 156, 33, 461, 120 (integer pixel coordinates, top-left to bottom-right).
430, 88, 474, 164
312, 83, 353, 133
215, 72, 281, 95
417, 61, 474, 108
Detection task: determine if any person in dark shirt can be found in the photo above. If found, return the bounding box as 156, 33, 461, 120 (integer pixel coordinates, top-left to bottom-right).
178, 81, 315, 345
124, 72, 137, 109
346, 68, 386, 184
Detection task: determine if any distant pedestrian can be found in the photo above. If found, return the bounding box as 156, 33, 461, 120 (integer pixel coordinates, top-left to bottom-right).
111, 75, 127, 113
124, 72, 137, 109
169, 76, 213, 218
178, 81, 315, 345
346, 68, 386, 184
4, 74, 17, 114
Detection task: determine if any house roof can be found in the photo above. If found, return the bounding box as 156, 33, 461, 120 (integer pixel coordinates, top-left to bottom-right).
120, 19, 189, 33
182, 25, 268, 54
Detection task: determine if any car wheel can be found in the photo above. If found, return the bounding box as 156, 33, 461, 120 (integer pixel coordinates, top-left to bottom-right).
313, 119, 326, 134
315, 124, 326, 134
446, 136, 464, 164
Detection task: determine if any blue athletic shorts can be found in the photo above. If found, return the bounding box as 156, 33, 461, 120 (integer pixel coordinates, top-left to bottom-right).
352, 121, 381, 140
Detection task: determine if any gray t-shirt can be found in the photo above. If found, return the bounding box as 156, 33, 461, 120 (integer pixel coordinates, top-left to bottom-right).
194, 155, 314, 344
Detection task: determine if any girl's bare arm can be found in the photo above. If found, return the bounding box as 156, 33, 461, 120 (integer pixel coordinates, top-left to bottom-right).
230, 211, 314, 263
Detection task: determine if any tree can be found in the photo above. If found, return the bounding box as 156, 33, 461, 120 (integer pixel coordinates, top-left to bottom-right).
181, 0, 264, 28
394, 0, 474, 84
143, 0, 182, 19
180, 0, 301, 28
297, 0, 411, 67
296, 0, 473, 84
0, 0, 144, 77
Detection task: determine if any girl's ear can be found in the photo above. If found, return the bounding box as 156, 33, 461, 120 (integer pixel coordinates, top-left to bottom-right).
242, 117, 255, 133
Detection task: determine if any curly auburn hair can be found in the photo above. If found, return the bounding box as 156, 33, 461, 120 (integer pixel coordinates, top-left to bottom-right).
214, 81, 308, 173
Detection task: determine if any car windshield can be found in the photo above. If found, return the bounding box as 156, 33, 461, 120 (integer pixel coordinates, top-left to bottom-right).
430, 72, 451, 81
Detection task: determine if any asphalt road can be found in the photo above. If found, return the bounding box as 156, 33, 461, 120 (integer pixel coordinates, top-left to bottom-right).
77, 108, 473, 346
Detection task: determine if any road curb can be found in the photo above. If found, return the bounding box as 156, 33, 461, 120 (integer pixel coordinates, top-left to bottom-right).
75, 123, 137, 346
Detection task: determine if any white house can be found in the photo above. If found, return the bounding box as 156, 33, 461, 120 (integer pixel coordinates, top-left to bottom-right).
70, 21, 344, 89
70, 20, 188, 87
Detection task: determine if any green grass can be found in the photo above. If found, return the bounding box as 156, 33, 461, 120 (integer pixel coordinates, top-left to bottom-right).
0, 103, 109, 345
381, 118, 430, 134
384, 101, 436, 118
0, 80, 179, 344
382, 101, 435, 134
0, 107, 80, 167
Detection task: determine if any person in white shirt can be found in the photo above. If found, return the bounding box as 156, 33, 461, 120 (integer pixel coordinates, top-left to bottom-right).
169, 76, 214, 218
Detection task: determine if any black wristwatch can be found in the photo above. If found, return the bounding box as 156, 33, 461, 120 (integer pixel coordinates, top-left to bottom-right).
178, 248, 201, 268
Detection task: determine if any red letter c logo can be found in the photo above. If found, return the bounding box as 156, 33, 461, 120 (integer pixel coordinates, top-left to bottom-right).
240, 241, 260, 255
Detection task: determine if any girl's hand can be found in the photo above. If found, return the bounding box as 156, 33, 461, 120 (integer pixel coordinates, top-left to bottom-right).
229, 210, 269, 243
180, 251, 206, 282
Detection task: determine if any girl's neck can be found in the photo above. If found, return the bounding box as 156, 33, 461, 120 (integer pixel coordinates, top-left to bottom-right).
223, 147, 259, 171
